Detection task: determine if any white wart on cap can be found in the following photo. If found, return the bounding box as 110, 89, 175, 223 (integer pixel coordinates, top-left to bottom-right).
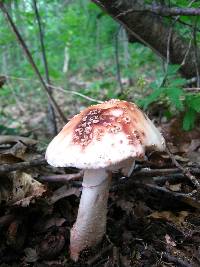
46, 99, 165, 169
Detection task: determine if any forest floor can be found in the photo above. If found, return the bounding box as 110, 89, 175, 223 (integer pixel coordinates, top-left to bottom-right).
1, 83, 200, 267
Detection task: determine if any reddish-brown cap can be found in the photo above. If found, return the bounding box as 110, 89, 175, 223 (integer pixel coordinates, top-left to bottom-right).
46, 99, 165, 169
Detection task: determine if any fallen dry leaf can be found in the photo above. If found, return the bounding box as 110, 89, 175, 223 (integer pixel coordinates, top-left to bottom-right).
167, 183, 182, 192
148, 210, 189, 225
0, 171, 45, 206
165, 234, 176, 247
116, 199, 134, 215
24, 247, 38, 263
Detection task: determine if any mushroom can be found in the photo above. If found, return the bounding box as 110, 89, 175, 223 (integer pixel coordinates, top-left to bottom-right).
45, 99, 166, 261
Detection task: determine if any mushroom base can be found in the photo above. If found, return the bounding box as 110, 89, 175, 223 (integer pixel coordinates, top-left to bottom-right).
70, 169, 111, 261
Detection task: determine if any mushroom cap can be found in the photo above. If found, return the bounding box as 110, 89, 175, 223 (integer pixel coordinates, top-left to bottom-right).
46, 99, 165, 169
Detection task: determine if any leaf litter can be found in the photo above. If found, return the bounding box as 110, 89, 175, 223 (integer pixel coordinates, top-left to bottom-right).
0, 115, 200, 266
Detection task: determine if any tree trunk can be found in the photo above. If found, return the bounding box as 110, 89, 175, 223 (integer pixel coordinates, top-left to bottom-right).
91, 0, 200, 79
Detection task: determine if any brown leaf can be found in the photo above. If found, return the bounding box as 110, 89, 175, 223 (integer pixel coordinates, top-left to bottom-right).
148, 210, 188, 225
165, 234, 176, 247
116, 199, 134, 214
24, 247, 38, 263
168, 183, 182, 192
0, 171, 45, 206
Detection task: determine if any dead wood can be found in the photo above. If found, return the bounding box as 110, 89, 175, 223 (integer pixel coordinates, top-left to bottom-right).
0, 158, 47, 174
40, 171, 83, 183
0, 135, 37, 145
48, 185, 80, 204
87, 244, 113, 266
162, 252, 192, 267
166, 146, 200, 191
92, 0, 200, 78
132, 167, 200, 177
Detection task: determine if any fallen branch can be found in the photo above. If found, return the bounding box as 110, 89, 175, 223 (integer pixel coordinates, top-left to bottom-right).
0, 158, 47, 174
117, 6, 200, 18
162, 252, 192, 267
152, 173, 186, 186
0, 135, 37, 145
87, 244, 113, 266
48, 185, 80, 204
131, 181, 200, 209
40, 171, 83, 182
133, 168, 181, 177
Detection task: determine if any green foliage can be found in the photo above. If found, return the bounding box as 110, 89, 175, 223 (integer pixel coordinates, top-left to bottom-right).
0, 0, 200, 132
138, 65, 184, 109
138, 64, 200, 130
183, 94, 200, 130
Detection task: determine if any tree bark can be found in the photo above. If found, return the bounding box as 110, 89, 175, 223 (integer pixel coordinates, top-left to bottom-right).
91, 0, 200, 79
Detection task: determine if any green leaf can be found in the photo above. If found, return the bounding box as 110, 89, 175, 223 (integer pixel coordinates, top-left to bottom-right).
167, 65, 181, 76
183, 109, 196, 131
139, 89, 162, 109
165, 87, 184, 110
169, 78, 187, 87
187, 95, 200, 112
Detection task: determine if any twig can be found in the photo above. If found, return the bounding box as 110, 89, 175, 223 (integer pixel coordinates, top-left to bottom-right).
192, 19, 200, 87
115, 26, 124, 95
162, 252, 192, 267
135, 182, 200, 210
0, 135, 37, 145
2, 75, 103, 103
184, 87, 200, 92
47, 84, 103, 103
153, 173, 186, 185
40, 171, 83, 182
133, 168, 181, 177
48, 185, 80, 204
0, 2, 67, 124
87, 244, 113, 266
92, 0, 164, 60
166, 146, 200, 191
180, 39, 192, 67
33, 0, 57, 135
0, 158, 47, 174
116, 6, 200, 18
186, 76, 197, 85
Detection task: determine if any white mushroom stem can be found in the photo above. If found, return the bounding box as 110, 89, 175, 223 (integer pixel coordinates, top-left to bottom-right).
70, 168, 111, 261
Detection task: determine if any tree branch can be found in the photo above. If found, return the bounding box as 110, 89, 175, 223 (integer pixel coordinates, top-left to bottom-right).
91, 0, 200, 79
0, 158, 47, 174
0, 2, 67, 124
33, 0, 57, 135
117, 5, 200, 17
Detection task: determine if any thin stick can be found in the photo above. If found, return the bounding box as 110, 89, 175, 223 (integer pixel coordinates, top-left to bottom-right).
33, 0, 57, 134
87, 244, 113, 266
193, 19, 200, 87
166, 145, 200, 191
116, 6, 200, 17
115, 26, 124, 95
0, 158, 47, 174
48, 84, 103, 103
48, 185, 80, 204
2, 75, 103, 103
162, 252, 192, 267
40, 171, 83, 182
0, 135, 37, 145
0, 2, 67, 124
